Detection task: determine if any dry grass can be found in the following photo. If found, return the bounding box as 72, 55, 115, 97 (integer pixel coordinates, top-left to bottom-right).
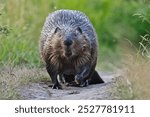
114, 43, 150, 99
0, 65, 49, 99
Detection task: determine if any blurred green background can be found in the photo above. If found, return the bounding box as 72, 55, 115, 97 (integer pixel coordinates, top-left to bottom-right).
0, 0, 150, 68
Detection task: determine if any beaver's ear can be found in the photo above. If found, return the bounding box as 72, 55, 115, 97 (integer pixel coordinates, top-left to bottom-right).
76, 27, 82, 34
54, 27, 61, 34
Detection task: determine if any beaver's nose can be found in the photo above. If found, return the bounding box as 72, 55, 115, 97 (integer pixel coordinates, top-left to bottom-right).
64, 39, 72, 46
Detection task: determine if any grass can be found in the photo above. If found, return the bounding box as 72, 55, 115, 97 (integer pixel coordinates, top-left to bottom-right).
114, 2, 150, 99
0, 0, 50, 67
0, 0, 150, 99
0, 0, 148, 67
0, 65, 49, 99
0, 0, 119, 99
114, 41, 150, 99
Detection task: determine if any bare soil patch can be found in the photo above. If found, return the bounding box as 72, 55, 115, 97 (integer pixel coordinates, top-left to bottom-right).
0, 66, 121, 100
19, 71, 121, 100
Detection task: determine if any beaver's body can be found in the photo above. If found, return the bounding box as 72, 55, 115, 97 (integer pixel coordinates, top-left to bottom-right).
39, 10, 104, 89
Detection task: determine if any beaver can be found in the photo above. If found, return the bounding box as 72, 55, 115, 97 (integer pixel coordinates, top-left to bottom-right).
39, 9, 104, 89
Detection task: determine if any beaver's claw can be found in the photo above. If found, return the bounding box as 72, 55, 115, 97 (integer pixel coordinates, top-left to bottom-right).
52, 84, 62, 89
75, 75, 89, 87
79, 80, 89, 87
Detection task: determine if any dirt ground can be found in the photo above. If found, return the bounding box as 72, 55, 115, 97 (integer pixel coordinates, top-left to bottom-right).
19, 71, 121, 100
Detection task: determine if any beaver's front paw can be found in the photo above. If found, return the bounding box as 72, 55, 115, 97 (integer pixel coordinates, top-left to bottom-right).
75, 75, 82, 85
79, 80, 89, 87
52, 83, 62, 89
75, 75, 89, 87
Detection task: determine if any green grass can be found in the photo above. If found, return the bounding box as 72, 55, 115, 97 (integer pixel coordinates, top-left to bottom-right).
0, 0, 52, 67
0, 0, 150, 99
0, 0, 149, 67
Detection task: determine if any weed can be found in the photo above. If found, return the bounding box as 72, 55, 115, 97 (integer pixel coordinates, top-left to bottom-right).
0, 65, 49, 99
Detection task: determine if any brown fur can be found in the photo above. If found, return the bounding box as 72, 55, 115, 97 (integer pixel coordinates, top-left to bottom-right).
41, 31, 92, 75
39, 10, 104, 89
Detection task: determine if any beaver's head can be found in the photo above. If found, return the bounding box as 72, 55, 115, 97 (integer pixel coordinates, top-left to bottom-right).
49, 27, 91, 59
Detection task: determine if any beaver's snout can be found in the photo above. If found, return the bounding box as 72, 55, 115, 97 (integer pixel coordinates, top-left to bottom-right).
64, 39, 73, 47
63, 38, 73, 57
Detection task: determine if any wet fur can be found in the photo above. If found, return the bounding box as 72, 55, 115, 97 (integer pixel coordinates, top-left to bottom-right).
42, 32, 92, 74
39, 10, 104, 89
